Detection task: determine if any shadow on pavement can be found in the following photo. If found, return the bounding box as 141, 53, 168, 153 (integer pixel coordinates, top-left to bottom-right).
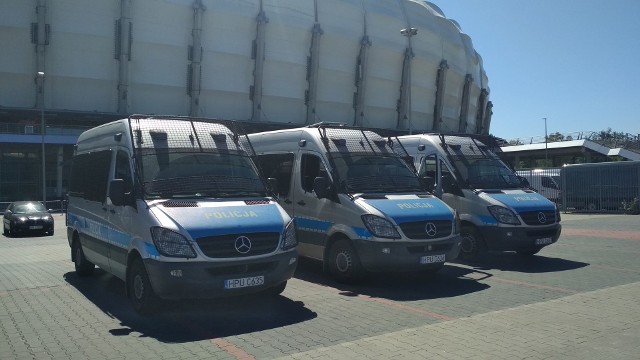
64, 270, 317, 343
294, 258, 490, 301
454, 252, 589, 273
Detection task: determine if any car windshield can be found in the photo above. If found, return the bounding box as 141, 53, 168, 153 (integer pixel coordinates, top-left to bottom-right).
453, 158, 521, 189
13, 203, 47, 214
332, 155, 423, 194
141, 152, 267, 199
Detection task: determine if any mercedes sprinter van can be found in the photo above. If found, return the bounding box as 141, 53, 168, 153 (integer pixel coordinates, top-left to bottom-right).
249, 123, 460, 282
398, 134, 561, 259
66, 115, 298, 313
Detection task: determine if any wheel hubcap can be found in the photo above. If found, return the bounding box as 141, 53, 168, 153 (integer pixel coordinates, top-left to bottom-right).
133, 274, 144, 300
461, 234, 475, 253
335, 250, 352, 273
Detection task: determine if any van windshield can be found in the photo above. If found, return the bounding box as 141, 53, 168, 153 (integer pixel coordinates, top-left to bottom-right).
332, 155, 423, 194
140, 152, 267, 199
453, 158, 521, 190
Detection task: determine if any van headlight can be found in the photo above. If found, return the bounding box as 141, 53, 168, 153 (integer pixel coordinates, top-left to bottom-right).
361, 214, 401, 239
282, 220, 297, 250
150, 227, 197, 258
488, 206, 521, 225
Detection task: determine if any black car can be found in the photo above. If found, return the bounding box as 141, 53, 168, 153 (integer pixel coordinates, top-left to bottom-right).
3, 201, 54, 237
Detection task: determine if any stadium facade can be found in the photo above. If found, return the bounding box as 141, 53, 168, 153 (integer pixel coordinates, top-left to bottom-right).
0, 0, 491, 203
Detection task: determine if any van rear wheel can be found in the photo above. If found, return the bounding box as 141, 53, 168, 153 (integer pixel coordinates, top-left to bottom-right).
73, 241, 95, 276
127, 258, 160, 315
327, 239, 365, 283
459, 226, 485, 260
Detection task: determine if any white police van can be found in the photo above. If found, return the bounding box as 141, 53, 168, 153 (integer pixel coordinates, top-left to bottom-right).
397, 134, 561, 258
66, 115, 298, 313
248, 123, 461, 283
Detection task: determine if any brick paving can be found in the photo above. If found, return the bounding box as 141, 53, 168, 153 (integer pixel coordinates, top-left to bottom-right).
1, 213, 639, 359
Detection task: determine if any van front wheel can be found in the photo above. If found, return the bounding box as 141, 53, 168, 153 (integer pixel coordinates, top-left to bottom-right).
73, 241, 95, 276
459, 226, 485, 260
127, 258, 160, 315
327, 239, 365, 283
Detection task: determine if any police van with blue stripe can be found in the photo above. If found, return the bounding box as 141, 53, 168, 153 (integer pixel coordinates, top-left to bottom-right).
396, 134, 561, 259
66, 115, 298, 313
248, 124, 461, 283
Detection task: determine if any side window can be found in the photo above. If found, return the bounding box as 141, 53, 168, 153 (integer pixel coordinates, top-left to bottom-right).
300, 153, 327, 193
69, 150, 112, 202
115, 151, 133, 192
541, 176, 558, 189
418, 155, 437, 189
256, 154, 295, 197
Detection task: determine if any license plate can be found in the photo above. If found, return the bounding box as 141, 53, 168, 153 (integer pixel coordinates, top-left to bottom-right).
224, 275, 264, 289
535, 237, 553, 245
420, 254, 445, 264
29, 225, 43, 230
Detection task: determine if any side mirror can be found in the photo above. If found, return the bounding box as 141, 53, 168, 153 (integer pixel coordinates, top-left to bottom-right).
266, 177, 279, 195
517, 175, 530, 188
313, 176, 331, 200
420, 176, 436, 192
442, 174, 464, 197
109, 179, 129, 206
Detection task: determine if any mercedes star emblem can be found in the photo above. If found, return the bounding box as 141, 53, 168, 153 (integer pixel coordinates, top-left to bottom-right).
537, 212, 547, 224
425, 222, 437, 237
234, 236, 252, 254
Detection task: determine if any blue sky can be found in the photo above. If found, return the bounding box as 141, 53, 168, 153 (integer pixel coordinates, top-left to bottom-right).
433, 0, 639, 141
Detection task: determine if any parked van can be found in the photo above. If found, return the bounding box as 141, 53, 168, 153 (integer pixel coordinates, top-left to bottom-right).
516, 169, 561, 203
248, 123, 461, 282
66, 115, 298, 313
397, 134, 561, 258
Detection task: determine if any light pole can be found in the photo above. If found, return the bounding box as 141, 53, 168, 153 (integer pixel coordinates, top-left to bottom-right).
38, 71, 46, 205
543, 117, 548, 166
400, 27, 417, 134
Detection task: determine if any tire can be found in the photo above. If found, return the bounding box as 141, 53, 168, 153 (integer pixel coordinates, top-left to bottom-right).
48, 229, 54, 236
2, 224, 7, 236
459, 225, 485, 260
516, 246, 543, 256
127, 257, 160, 315
586, 201, 598, 212
327, 238, 365, 283
73, 240, 95, 276
262, 281, 287, 296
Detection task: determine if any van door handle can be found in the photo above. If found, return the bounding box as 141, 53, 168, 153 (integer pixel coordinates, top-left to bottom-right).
101, 207, 107, 212
109, 209, 116, 214
297, 200, 306, 206
284, 199, 292, 204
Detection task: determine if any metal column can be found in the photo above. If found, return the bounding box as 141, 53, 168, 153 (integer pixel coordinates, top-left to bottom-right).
251, 2, 268, 122
189, 0, 206, 117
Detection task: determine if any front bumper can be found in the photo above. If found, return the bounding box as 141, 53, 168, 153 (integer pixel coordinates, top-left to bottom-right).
143, 249, 298, 300
9, 222, 54, 235
353, 235, 461, 272
478, 223, 561, 251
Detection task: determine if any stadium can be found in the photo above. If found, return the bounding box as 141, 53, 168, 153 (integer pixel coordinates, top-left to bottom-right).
0, 0, 491, 203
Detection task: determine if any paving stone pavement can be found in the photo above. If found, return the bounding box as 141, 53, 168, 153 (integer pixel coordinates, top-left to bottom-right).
275, 282, 640, 360
1, 213, 639, 359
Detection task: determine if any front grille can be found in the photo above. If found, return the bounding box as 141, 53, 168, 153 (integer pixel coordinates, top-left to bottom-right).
398, 220, 452, 239
520, 210, 557, 226
196, 232, 280, 258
